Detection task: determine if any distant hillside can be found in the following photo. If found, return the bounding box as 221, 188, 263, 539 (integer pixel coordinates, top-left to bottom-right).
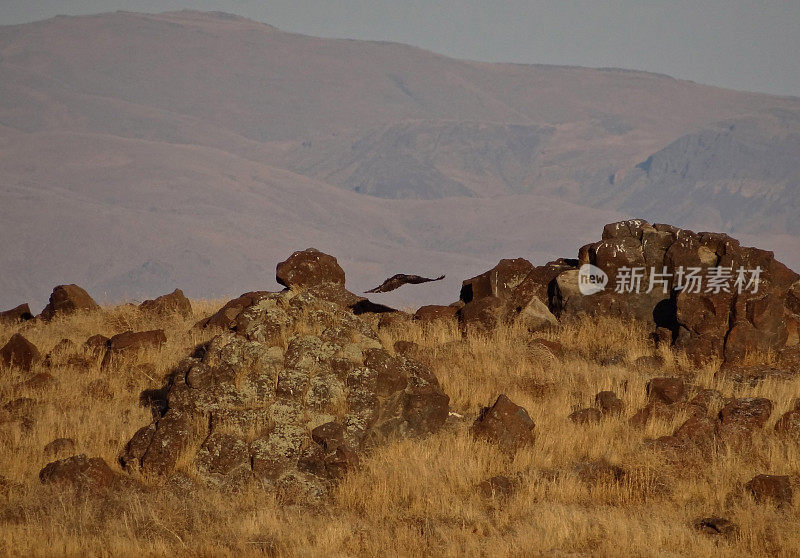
0, 10, 798, 309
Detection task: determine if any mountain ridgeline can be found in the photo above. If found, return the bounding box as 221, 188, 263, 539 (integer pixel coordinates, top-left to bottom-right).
0, 10, 798, 308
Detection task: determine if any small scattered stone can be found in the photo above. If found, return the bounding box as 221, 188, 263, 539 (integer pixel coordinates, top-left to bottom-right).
595, 391, 624, 415
472, 394, 535, 454
745, 474, 792, 507
0, 334, 41, 371
646, 377, 686, 405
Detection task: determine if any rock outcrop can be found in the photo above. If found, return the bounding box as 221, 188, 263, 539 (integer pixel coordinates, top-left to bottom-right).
121, 288, 449, 496
458, 258, 562, 333
549, 219, 799, 365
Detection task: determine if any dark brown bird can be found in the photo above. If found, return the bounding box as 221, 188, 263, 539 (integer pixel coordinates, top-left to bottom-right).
365, 274, 445, 293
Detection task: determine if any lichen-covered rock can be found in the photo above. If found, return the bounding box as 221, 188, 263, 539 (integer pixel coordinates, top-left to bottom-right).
718, 397, 773, 430
122, 289, 449, 496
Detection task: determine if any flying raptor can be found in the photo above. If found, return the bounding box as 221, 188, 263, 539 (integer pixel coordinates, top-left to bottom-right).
365, 273, 446, 294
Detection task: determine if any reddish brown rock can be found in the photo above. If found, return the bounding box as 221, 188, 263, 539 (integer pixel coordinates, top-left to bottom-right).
746, 474, 792, 506
458, 258, 560, 333
472, 394, 535, 454
774, 409, 800, 436
646, 377, 687, 405
569, 408, 602, 424
0, 334, 41, 371
39, 454, 117, 492
718, 397, 773, 429
629, 401, 676, 427
311, 422, 345, 451
276, 248, 379, 311
458, 295, 504, 333
106, 330, 167, 354
0, 303, 33, 324
413, 304, 458, 323
550, 220, 800, 366
460, 258, 535, 304
123, 289, 449, 496
194, 432, 252, 488
595, 391, 624, 415
529, 338, 565, 359
673, 415, 719, 452
40, 285, 99, 321
139, 289, 193, 318
393, 340, 420, 356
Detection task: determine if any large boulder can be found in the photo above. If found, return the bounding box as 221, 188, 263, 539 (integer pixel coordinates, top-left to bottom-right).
40, 285, 100, 320
275, 248, 392, 313
139, 289, 193, 318
121, 289, 449, 496
0, 333, 41, 371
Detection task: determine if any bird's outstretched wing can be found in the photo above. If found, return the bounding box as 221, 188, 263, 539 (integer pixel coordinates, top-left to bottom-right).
365, 273, 445, 293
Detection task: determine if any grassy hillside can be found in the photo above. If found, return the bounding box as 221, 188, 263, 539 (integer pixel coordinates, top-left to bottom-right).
1, 300, 799, 556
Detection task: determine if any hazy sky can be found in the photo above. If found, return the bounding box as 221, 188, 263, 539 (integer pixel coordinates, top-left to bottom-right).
1, 1, 799, 97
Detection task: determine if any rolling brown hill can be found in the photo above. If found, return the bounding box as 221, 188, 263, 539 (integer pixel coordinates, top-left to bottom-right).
0, 10, 798, 309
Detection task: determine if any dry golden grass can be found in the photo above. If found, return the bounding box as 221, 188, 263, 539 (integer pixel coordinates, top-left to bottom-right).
1, 303, 799, 557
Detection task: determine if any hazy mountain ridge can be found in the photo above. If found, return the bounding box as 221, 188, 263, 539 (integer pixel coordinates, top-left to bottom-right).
0, 9, 798, 309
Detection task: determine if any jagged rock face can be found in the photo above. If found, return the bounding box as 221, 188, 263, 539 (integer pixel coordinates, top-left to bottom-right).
458, 258, 563, 333
552, 219, 800, 364
121, 290, 449, 496
39, 284, 100, 320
